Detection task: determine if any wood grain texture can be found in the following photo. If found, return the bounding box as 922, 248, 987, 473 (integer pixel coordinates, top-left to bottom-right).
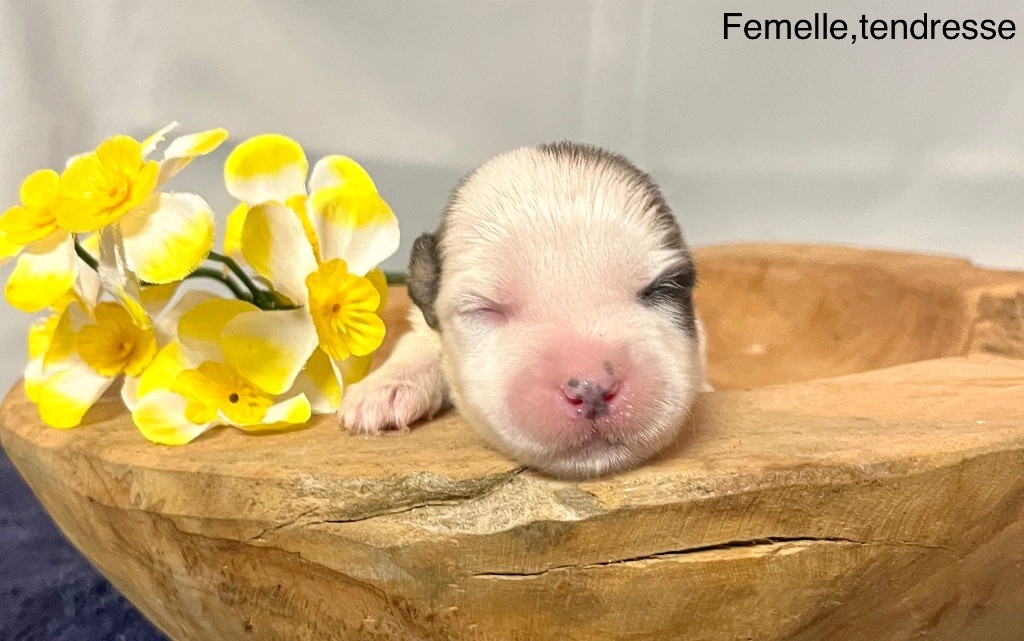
3, 243, 1024, 641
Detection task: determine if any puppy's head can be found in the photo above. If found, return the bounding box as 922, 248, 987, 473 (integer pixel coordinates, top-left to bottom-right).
410, 142, 701, 478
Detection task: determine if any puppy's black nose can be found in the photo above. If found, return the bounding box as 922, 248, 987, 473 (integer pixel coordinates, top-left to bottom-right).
561, 377, 620, 419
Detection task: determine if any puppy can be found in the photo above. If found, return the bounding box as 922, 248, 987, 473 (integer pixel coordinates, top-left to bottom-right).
339, 142, 708, 478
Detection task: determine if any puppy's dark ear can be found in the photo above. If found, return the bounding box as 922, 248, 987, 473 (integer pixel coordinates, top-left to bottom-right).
407, 232, 442, 330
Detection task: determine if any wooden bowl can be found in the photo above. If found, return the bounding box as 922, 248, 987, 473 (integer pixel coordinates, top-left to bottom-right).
4, 244, 1024, 641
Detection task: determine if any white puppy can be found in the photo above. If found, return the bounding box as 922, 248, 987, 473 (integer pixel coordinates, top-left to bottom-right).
340, 142, 708, 478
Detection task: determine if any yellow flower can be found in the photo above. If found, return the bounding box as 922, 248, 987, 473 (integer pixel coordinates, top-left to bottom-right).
0, 170, 80, 312
171, 362, 274, 425
225, 134, 398, 278
214, 135, 398, 411
2, 123, 228, 315
53, 124, 226, 286
57, 136, 160, 233
1, 169, 61, 244
25, 299, 156, 429
306, 258, 384, 360
75, 302, 157, 377
225, 194, 321, 268
2, 123, 227, 318
120, 296, 314, 445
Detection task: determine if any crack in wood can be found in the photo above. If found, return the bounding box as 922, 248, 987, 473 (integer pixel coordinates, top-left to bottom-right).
247, 508, 318, 542
317, 466, 528, 526
472, 536, 950, 579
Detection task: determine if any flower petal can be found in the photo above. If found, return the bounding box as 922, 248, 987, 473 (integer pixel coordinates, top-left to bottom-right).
27, 313, 56, 361
43, 301, 89, 371
152, 289, 216, 346
24, 356, 48, 404
305, 260, 385, 360
223, 203, 249, 264
25, 313, 67, 403
96, 135, 144, 168
0, 170, 60, 244
120, 192, 215, 284
365, 267, 388, 314
286, 195, 322, 263
135, 340, 187, 399
132, 389, 214, 445
140, 122, 179, 157
230, 393, 311, 431
120, 374, 140, 410
164, 128, 229, 159
116, 285, 154, 332
220, 308, 318, 395
139, 282, 178, 318
308, 186, 400, 276
0, 205, 55, 246
74, 301, 156, 377
308, 155, 377, 194
36, 362, 113, 429
224, 134, 308, 205
158, 128, 230, 185
55, 155, 109, 231
178, 297, 259, 364
123, 337, 183, 416
20, 168, 61, 211
5, 231, 76, 312
0, 229, 22, 264
292, 348, 342, 413
58, 149, 160, 232
74, 254, 102, 310
63, 151, 91, 170
239, 201, 317, 303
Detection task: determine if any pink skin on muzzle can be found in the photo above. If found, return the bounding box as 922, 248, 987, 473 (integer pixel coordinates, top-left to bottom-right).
506, 336, 660, 447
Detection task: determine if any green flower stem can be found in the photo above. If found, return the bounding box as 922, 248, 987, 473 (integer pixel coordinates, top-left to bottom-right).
73, 238, 99, 270
206, 251, 264, 299
189, 268, 253, 301
204, 251, 284, 308
74, 239, 397, 310
74, 238, 261, 306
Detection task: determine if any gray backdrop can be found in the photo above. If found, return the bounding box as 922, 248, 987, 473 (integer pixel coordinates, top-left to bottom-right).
2, 0, 1022, 390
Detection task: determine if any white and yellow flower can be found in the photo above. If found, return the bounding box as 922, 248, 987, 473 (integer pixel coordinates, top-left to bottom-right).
13, 127, 398, 443
0, 170, 82, 312
25, 299, 156, 429
22, 277, 193, 430
123, 297, 312, 444
215, 135, 399, 411
1, 124, 226, 314
56, 124, 227, 285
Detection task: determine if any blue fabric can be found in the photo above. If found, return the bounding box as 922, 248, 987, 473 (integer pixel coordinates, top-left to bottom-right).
0, 450, 165, 640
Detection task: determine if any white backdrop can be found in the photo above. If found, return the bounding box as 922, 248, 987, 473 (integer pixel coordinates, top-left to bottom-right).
1, 0, 1023, 389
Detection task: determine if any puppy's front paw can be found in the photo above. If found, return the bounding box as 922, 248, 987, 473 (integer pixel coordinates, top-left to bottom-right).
339, 376, 444, 436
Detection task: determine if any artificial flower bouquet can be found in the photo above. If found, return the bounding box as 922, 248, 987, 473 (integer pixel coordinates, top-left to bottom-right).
1, 124, 399, 444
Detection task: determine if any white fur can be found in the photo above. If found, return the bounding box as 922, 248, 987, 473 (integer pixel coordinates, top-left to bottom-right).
340, 145, 707, 478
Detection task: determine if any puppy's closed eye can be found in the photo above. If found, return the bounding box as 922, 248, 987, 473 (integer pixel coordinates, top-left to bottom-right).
456, 296, 511, 325
638, 264, 698, 335
638, 265, 696, 308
